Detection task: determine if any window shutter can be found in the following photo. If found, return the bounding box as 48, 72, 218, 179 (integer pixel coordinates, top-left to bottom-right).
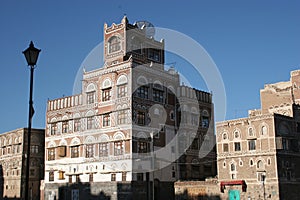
276, 137, 283, 150
58, 146, 66, 157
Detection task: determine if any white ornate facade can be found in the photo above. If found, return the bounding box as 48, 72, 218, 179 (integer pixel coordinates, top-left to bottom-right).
44, 16, 215, 200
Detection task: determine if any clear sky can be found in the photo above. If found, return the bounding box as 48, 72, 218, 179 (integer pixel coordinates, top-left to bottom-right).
0, 0, 299, 133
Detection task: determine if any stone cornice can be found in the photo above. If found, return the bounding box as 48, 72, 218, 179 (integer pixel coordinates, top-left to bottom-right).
83, 60, 132, 80
216, 113, 274, 127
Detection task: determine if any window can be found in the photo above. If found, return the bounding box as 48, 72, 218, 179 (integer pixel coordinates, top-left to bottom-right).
30, 169, 35, 176
223, 133, 228, 140
248, 139, 256, 151
234, 131, 240, 138
137, 173, 144, 181
138, 141, 149, 153
86, 144, 94, 158
202, 116, 209, 128
257, 160, 263, 169
50, 123, 57, 135
69, 175, 72, 183
30, 145, 39, 154
234, 142, 241, 151
89, 173, 93, 182
48, 148, 55, 161
170, 111, 175, 121
87, 91, 95, 104
59, 171, 65, 180
58, 146, 66, 157
102, 89, 111, 101
148, 48, 160, 61
267, 158, 271, 165
172, 171, 176, 178
99, 143, 108, 157
74, 119, 81, 132
114, 141, 124, 156
282, 138, 289, 150
71, 146, 79, 158
76, 175, 80, 183
62, 121, 68, 133
248, 127, 254, 136
137, 111, 146, 125
257, 172, 266, 182
136, 86, 149, 99
122, 172, 127, 181
117, 85, 127, 98
103, 114, 110, 127
231, 164, 236, 171
108, 36, 121, 53
111, 173, 116, 181
118, 110, 126, 124
239, 160, 243, 166
49, 171, 54, 182
153, 89, 164, 103
87, 116, 94, 130
250, 159, 254, 166
223, 143, 229, 152
231, 174, 236, 179
262, 126, 267, 135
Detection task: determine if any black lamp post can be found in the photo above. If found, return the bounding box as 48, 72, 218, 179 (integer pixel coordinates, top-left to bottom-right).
22, 41, 41, 200
262, 172, 266, 200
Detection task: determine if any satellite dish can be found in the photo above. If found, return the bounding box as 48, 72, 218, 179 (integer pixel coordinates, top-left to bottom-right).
135, 21, 156, 38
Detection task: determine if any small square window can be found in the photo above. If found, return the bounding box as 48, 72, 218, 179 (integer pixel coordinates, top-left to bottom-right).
59, 171, 65, 180
223, 143, 229, 152
49, 171, 54, 182
111, 173, 116, 181
248, 140, 256, 151
234, 142, 241, 151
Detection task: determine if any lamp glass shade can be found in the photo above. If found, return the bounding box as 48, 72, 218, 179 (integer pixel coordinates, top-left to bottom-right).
23, 41, 41, 66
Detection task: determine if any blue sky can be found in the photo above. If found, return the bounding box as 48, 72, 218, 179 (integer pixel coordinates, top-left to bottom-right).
0, 0, 299, 133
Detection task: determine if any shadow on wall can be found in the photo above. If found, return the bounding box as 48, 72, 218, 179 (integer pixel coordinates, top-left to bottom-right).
0, 164, 22, 200
175, 189, 221, 200
57, 181, 111, 200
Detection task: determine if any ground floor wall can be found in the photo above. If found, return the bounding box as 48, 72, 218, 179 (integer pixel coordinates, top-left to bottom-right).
44, 180, 174, 200
175, 180, 280, 200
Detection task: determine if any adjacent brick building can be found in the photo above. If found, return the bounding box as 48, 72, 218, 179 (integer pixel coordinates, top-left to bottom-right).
0, 128, 45, 199
216, 70, 300, 200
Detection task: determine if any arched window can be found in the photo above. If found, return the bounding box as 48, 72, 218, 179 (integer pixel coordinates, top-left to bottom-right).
231, 163, 236, 171
248, 127, 254, 136
234, 130, 240, 139
250, 159, 254, 166
117, 75, 128, 98
86, 83, 96, 104
108, 36, 121, 53
261, 126, 268, 135
257, 160, 263, 169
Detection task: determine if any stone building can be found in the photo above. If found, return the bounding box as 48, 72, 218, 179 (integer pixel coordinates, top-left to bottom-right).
216, 70, 300, 200
44, 16, 216, 200
0, 128, 45, 199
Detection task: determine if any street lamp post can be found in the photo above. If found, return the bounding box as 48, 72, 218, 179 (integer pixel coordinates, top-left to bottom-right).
262, 172, 266, 200
23, 41, 41, 200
